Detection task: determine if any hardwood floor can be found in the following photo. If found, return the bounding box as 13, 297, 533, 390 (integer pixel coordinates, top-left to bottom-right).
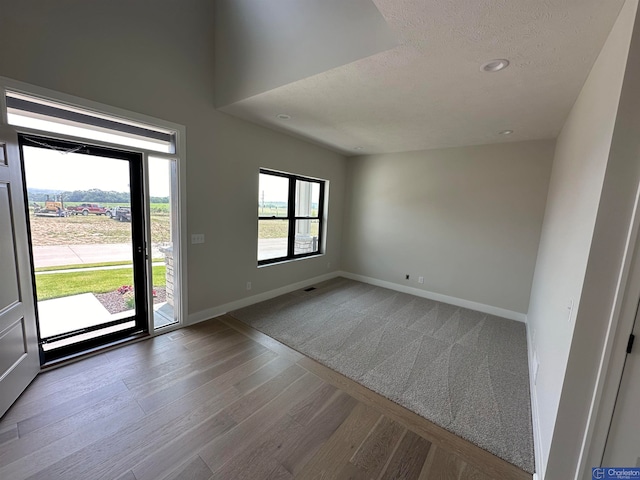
0, 315, 532, 480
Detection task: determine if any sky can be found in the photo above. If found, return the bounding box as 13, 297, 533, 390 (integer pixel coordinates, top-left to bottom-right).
259, 173, 289, 203
11, 111, 172, 197
22, 146, 171, 197
259, 173, 320, 204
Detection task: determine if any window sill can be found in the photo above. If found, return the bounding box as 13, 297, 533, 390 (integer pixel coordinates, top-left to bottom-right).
257, 253, 325, 268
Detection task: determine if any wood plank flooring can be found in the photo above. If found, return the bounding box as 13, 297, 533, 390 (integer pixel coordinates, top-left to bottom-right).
0, 314, 532, 480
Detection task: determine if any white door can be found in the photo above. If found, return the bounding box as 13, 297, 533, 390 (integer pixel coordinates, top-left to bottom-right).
0, 124, 40, 418
603, 318, 640, 467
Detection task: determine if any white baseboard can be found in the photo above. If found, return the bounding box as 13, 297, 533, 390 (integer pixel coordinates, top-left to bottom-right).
338, 271, 527, 322
189, 270, 527, 325
526, 322, 545, 480
187, 271, 341, 325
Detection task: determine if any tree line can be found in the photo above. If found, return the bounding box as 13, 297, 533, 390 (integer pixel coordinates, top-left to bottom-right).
28, 188, 168, 204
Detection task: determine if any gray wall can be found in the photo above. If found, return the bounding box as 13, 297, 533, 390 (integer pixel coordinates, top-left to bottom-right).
525, 0, 638, 477
0, 0, 347, 317
342, 140, 554, 314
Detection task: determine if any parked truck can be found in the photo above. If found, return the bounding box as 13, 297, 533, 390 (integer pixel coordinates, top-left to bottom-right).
66, 203, 109, 216
110, 206, 131, 222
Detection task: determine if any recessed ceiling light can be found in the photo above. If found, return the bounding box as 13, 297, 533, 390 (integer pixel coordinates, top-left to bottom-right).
499, 129, 514, 135
276, 113, 291, 120
481, 59, 510, 73
354, 146, 363, 150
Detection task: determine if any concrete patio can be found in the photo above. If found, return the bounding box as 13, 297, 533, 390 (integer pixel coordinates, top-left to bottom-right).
38, 293, 176, 340
38, 293, 124, 338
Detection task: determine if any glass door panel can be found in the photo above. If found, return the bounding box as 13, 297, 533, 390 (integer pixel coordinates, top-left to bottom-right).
149, 156, 180, 329
19, 135, 147, 361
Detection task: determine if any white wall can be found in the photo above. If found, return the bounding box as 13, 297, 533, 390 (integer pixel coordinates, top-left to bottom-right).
342, 140, 554, 314
548, 1, 640, 477
214, 0, 396, 107
0, 0, 347, 318
525, 1, 638, 477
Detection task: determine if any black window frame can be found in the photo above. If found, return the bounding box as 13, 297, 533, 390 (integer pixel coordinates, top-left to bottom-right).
258, 168, 325, 265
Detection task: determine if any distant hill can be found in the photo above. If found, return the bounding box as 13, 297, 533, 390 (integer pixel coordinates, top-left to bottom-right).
28, 188, 168, 204
28, 188, 64, 201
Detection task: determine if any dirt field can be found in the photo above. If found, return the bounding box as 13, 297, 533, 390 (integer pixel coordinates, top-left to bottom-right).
29, 213, 170, 246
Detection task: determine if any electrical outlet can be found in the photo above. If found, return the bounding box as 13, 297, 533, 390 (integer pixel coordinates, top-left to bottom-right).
327, 261, 331, 269
191, 233, 205, 244
405, 274, 410, 280
246, 281, 252, 291
418, 276, 424, 284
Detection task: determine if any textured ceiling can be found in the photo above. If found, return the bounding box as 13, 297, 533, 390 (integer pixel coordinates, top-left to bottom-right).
219, 0, 626, 156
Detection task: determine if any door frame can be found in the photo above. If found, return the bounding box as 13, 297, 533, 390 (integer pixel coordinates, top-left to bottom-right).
577, 178, 640, 476
19, 134, 151, 362
0, 76, 188, 348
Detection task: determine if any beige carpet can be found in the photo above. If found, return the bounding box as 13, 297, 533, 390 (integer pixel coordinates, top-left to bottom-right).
231, 277, 534, 473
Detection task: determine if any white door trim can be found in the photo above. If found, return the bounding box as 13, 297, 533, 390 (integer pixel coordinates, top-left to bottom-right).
577, 178, 640, 477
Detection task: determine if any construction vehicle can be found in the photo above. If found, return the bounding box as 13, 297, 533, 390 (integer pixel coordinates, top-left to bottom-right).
33, 195, 65, 217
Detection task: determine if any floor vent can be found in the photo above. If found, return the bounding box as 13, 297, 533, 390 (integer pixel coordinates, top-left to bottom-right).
303, 287, 316, 292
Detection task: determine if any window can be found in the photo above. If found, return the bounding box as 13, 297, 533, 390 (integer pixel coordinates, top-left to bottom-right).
258, 169, 325, 264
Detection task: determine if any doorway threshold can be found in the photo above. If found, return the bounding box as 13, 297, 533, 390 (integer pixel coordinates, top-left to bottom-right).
41, 331, 149, 371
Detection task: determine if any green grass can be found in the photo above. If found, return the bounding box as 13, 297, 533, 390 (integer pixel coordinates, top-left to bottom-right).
36, 265, 166, 300
149, 203, 170, 214
34, 259, 164, 272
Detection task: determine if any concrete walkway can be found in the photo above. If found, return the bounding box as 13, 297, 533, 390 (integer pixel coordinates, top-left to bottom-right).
32, 243, 163, 268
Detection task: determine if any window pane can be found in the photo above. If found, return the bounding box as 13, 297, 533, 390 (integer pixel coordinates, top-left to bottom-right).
149, 157, 179, 329
22, 145, 136, 340
258, 219, 289, 261
295, 180, 320, 217
259, 173, 288, 217
294, 219, 320, 255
